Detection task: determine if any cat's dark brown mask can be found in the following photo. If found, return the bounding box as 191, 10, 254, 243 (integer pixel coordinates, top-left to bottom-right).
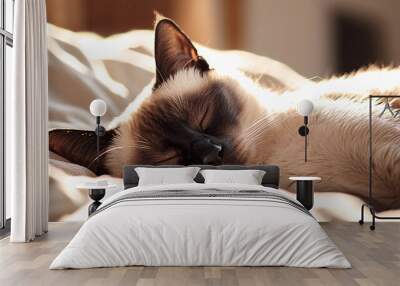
49, 17, 246, 176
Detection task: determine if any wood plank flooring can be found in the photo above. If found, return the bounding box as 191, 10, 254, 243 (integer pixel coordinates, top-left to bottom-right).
0, 222, 399, 286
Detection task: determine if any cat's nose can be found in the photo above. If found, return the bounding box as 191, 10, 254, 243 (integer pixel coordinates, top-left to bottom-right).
190, 138, 223, 165
202, 143, 222, 164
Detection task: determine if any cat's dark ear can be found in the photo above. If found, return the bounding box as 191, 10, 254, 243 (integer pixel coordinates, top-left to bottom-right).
154, 17, 210, 89
49, 128, 117, 175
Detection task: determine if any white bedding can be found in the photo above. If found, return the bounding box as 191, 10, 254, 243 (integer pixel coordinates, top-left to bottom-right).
50, 183, 350, 269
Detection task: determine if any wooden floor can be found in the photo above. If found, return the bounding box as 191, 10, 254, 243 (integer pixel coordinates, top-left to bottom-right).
0, 222, 399, 286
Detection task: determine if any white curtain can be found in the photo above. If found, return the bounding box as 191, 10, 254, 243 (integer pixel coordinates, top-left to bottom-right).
7, 0, 49, 242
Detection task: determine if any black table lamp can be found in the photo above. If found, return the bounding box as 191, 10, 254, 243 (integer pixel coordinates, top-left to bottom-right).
88, 99, 107, 215
297, 99, 314, 162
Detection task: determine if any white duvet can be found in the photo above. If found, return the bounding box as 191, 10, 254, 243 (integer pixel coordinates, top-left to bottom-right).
50, 183, 351, 269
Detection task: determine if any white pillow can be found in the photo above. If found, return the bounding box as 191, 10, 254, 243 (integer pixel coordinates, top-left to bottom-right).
200, 169, 266, 185
135, 167, 200, 186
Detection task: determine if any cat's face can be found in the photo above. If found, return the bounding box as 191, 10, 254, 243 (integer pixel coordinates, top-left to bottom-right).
106, 18, 251, 174
109, 71, 247, 167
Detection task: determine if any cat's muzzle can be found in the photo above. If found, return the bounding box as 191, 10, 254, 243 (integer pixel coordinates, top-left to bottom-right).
190, 137, 223, 165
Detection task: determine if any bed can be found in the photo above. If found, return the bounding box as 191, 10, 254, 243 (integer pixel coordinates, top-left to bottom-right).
49, 24, 400, 223
50, 165, 350, 269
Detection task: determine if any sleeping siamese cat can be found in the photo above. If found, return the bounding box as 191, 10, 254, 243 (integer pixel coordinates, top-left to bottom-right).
50, 16, 400, 211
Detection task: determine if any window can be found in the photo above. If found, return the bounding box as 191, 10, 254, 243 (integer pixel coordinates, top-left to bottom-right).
0, 0, 14, 233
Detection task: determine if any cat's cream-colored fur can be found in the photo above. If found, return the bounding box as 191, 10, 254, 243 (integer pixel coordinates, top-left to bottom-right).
107, 65, 400, 210
242, 66, 400, 210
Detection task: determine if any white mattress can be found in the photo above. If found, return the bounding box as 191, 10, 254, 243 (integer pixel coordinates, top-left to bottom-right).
50, 183, 350, 269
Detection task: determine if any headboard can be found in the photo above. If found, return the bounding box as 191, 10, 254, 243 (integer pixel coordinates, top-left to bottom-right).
123, 165, 280, 189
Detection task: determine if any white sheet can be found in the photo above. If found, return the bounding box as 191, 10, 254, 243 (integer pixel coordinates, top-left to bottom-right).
50, 183, 350, 269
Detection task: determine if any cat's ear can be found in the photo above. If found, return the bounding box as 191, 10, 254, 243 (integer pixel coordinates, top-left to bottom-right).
49, 128, 117, 175
154, 17, 210, 89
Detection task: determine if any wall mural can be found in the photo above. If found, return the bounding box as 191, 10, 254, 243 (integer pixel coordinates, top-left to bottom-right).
47, 3, 400, 222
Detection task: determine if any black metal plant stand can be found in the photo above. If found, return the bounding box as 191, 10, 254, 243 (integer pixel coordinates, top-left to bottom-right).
359, 95, 400, 230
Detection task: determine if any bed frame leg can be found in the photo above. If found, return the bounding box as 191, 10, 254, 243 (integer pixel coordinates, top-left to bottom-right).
359, 204, 365, 225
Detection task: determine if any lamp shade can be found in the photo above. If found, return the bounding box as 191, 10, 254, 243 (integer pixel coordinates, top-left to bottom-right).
297, 99, 314, 116
90, 99, 107, 117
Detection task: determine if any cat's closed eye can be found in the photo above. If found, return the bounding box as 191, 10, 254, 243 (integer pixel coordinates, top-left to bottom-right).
153, 152, 180, 165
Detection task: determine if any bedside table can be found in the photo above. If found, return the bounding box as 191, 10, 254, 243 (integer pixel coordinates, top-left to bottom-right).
77, 182, 117, 216
289, 176, 321, 210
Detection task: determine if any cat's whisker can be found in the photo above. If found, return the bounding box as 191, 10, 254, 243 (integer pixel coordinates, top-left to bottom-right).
241, 116, 282, 146
173, 95, 185, 112
135, 141, 151, 148
253, 122, 279, 144
242, 113, 276, 136
243, 115, 271, 138
136, 145, 151, 150
248, 131, 269, 145
165, 89, 185, 112
241, 131, 267, 149
88, 145, 140, 169
253, 117, 281, 135
135, 134, 153, 149
241, 125, 265, 140
245, 122, 268, 138
243, 114, 270, 133
243, 127, 265, 144
136, 140, 151, 149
